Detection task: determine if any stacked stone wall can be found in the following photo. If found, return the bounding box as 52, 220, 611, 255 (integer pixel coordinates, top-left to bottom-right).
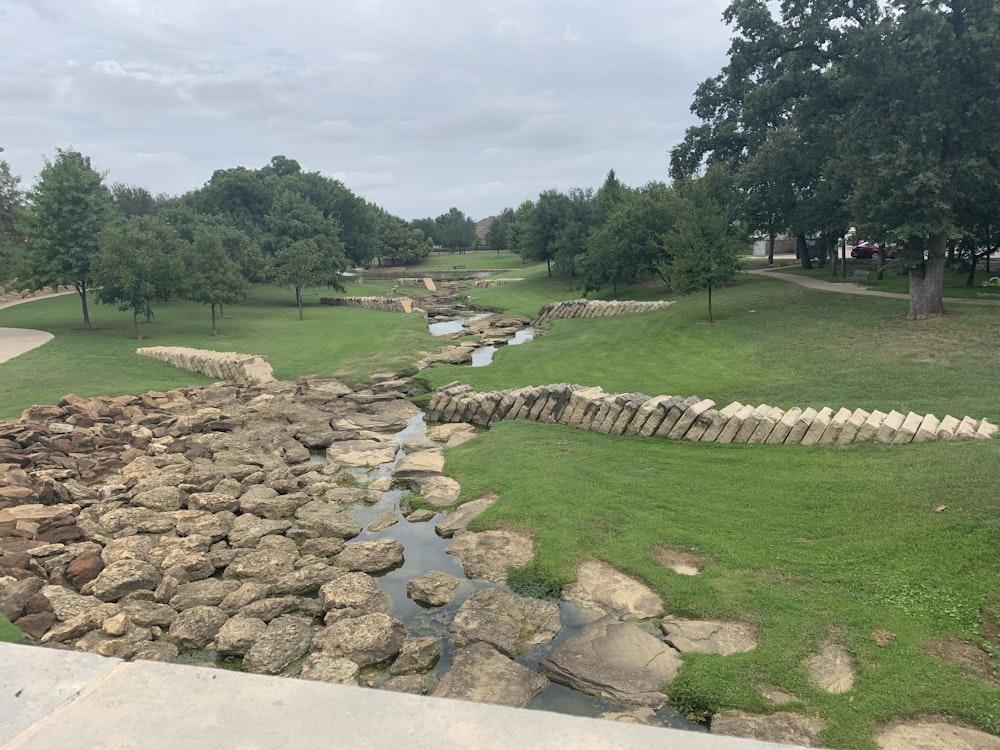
320, 296, 414, 314
393, 278, 432, 288
472, 278, 525, 288
533, 300, 674, 325
426, 383, 997, 445
135, 347, 275, 386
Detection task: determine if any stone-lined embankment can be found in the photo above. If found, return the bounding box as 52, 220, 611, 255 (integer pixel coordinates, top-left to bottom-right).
136, 347, 275, 387
426, 383, 997, 445
532, 300, 674, 325
472, 278, 524, 288
320, 296, 414, 314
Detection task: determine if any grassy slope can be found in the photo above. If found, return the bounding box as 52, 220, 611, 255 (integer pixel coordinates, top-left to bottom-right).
1, 255, 997, 747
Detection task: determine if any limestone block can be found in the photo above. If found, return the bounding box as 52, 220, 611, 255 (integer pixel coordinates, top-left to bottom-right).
610, 395, 650, 435
836, 408, 870, 445
684, 406, 719, 442
493, 390, 522, 424
874, 410, 905, 444
563, 386, 606, 426
784, 407, 818, 445
733, 405, 769, 443
955, 416, 978, 440
936, 414, 960, 441
976, 419, 998, 440
627, 395, 673, 436
891, 412, 922, 445
654, 396, 699, 437
818, 407, 852, 446
854, 410, 886, 442
913, 413, 940, 443
716, 404, 755, 444
764, 407, 800, 445
801, 407, 833, 446
668, 399, 715, 440
748, 406, 784, 444
702, 402, 745, 443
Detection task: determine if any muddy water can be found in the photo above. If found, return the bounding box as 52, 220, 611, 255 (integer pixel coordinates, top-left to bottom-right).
331, 414, 703, 731
428, 313, 537, 367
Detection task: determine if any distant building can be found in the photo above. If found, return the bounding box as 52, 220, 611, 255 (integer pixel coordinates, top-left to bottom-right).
474, 217, 494, 238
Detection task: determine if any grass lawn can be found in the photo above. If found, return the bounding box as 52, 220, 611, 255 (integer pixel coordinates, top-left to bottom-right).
1, 259, 998, 748
772, 261, 1000, 300
0, 615, 23, 644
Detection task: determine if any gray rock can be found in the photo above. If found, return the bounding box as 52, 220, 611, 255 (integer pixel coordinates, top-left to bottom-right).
243, 615, 313, 674
390, 636, 442, 675
214, 614, 268, 656
40, 585, 102, 621
101, 535, 158, 565
226, 513, 292, 548
173, 510, 234, 541
409, 475, 461, 507
405, 570, 461, 607
325, 439, 397, 468
239, 595, 323, 622
298, 537, 346, 560
218, 582, 272, 615
711, 711, 825, 748
563, 560, 663, 621
298, 654, 360, 685
660, 618, 758, 655
366, 511, 398, 533
434, 494, 498, 538
539, 617, 681, 708
91, 559, 162, 602
392, 450, 444, 478
450, 588, 561, 657
295, 500, 363, 539
319, 572, 389, 622
167, 605, 229, 648
433, 641, 548, 708
239, 486, 309, 519
405, 509, 436, 523
312, 612, 407, 667
446, 530, 535, 582
224, 541, 299, 582
381, 675, 429, 695
806, 643, 855, 694
336, 539, 404, 574
99, 507, 175, 535
186, 492, 239, 513
40, 603, 121, 643
132, 486, 188, 512
169, 579, 242, 610
121, 601, 179, 628
132, 641, 180, 663
873, 721, 1000, 750
273, 562, 341, 596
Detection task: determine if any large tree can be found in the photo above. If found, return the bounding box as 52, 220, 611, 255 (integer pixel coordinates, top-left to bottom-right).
0, 160, 26, 284
183, 229, 248, 336
21, 149, 113, 329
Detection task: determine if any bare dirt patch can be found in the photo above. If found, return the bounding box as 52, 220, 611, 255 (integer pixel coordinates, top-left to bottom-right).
652, 546, 706, 576
874, 718, 1000, 750
925, 637, 999, 686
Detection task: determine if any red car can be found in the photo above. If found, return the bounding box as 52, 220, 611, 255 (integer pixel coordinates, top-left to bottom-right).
851, 241, 902, 263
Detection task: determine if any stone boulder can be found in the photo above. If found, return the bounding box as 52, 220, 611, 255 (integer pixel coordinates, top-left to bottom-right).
294, 501, 362, 540
446, 530, 535, 582
711, 711, 825, 748
166, 605, 229, 649
169, 579, 242, 611
563, 560, 663, 621
90, 559, 162, 602
450, 588, 561, 657
214, 615, 268, 656
389, 636, 442, 675
319, 572, 389, 622
539, 617, 681, 708
299, 654, 360, 685
433, 641, 548, 708
325, 439, 397, 468
312, 612, 408, 667
406, 570, 461, 607
434, 494, 498, 538
336, 539, 404, 574
873, 720, 1000, 750
243, 615, 313, 675
806, 643, 855, 694
660, 618, 758, 655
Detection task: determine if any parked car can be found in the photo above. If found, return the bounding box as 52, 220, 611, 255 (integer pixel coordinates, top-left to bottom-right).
851, 241, 902, 263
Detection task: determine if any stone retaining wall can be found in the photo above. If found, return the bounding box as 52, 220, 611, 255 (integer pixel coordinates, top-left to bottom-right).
533, 300, 674, 325
135, 347, 275, 386
426, 382, 998, 445
320, 296, 414, 314
472, 278, 524, 288
394, 278, 435, 289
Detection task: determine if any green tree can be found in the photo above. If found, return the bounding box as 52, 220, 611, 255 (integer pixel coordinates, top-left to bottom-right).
433, 207, 476, 250
183, 230, 248, 336
21, 149, 113, 329
110, 182, 156, 218
0, 160, 26, 285
94, 218, 182, 339
660, 175, 745, 323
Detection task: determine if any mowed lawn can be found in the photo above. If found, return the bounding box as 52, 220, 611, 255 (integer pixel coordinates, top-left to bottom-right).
1, 260, 998, 748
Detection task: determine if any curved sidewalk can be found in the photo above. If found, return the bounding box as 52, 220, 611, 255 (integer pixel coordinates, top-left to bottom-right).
749, 268, 1000, 305
0, 291, 74, 364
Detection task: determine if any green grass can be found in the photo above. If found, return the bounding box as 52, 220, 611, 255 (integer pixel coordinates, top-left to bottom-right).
0, 616, 23, 644
773, 262, 1000, 299
407, 249, 527, 271
2, 262, 998, 748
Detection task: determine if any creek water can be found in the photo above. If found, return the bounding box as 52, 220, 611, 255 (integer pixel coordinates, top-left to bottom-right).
330, 412, 703, 731
427, 313, 537, 368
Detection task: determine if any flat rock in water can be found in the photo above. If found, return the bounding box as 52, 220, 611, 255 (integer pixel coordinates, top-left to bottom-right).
873, 721, 1000, 750
711, 711, 825, 747
336, 539, 404, 574
432, 641, 548, 708
806, 643, 855, 694
298, 654, 360, 685
539, 617, 681, 708
393, 450, 445, 478
319, 572, 389, 622
450, 588, 561, 657
660, 618, 758, 655
446, 529, 535, 583
406, 570, 461, 607
366, 511, 399, 533
410, 475, 461, 507
434, 494, 498, 538
325, 439, 397, 468
563, 560, 663, 621
242, 614, 313, 675
311, 612, 407, 667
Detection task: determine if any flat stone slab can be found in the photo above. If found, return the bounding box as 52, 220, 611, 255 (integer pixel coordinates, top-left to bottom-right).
432, 641, 548, 708
393, 451, 444, 478
446, 530, 535, 583
711, 711, 825, 747
806, 643, 855, 694
410, 475, 461, 507
434, 494, 499, 538
660, 618, 758, 655
538, 617, 681, 708
450, 588, 561, 657
873, 720, 1000, 749
563, 560, 663, 621
325, 440, 398, 468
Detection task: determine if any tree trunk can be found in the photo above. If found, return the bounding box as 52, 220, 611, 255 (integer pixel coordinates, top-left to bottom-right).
796, 233, 812, 270
220, 303, 225, 319
211, 303, 218, 336
707, 285, 713, 323
907, 234, 946, 320
841, 236, 847, 279
77, 282, 92, 330
296, 286, 304, 320
767, 231, 775, 267
132, 308, 141, 340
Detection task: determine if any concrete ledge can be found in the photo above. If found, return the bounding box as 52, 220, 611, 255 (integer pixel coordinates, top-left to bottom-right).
426, 383, 998, 446
0, 643, 800, 750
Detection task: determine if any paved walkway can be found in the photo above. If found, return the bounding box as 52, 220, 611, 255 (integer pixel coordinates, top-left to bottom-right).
0, 292, 73, 364
750, 268, 1000, 305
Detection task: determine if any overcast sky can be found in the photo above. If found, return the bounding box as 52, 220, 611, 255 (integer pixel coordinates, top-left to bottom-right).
0, 0, 733, 221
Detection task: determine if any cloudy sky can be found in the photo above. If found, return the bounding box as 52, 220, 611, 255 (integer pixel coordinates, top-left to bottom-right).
0, 0, 734, 221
